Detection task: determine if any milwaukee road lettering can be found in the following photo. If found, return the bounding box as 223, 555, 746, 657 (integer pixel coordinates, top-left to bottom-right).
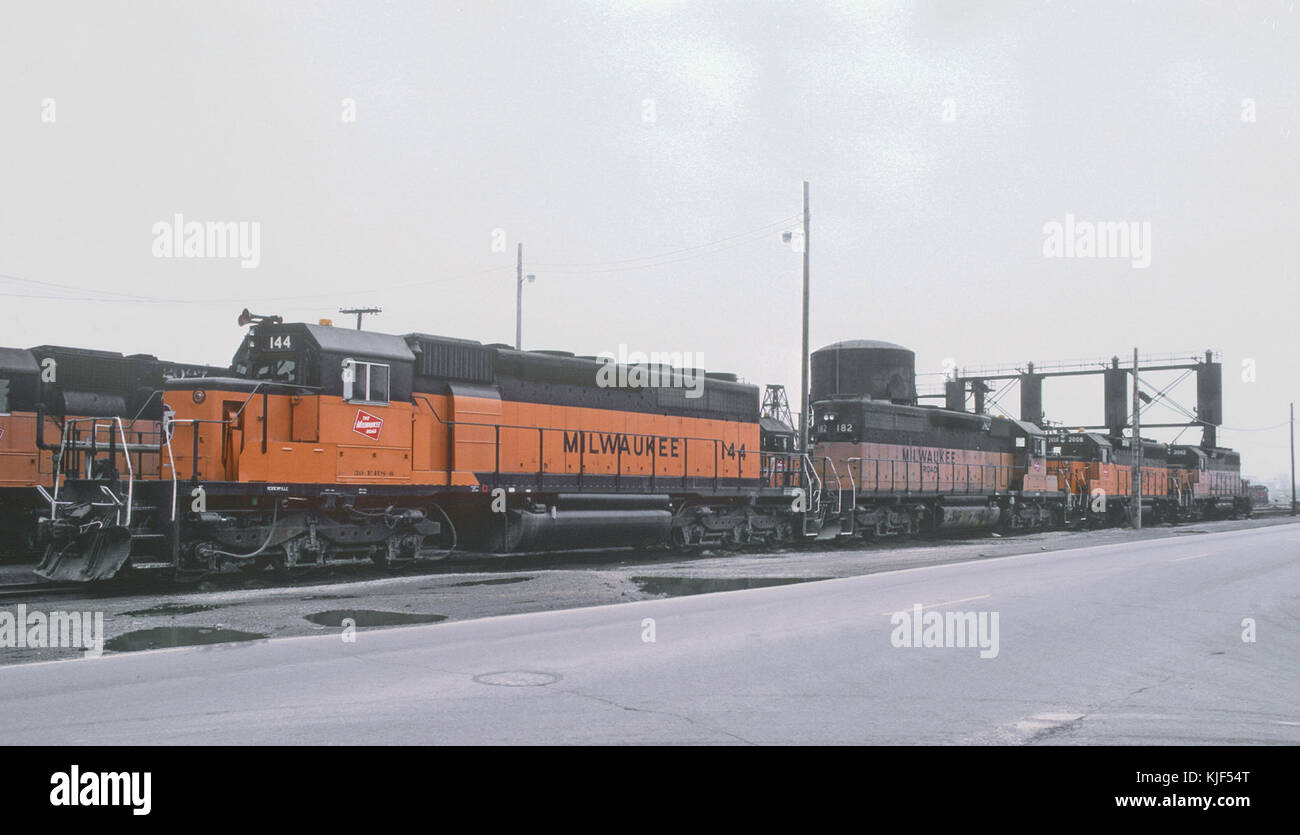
899, 447, 959, 464
560, 431, 747, 460
565, 431, 681, 458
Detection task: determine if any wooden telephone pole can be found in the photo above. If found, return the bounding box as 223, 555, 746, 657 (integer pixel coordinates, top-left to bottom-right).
339, 307, 381, 330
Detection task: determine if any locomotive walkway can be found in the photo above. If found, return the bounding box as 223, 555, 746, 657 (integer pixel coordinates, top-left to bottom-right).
1, 522, 1297, 744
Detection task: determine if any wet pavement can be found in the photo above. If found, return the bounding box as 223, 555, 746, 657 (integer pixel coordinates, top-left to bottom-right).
0, 514, 1295, 665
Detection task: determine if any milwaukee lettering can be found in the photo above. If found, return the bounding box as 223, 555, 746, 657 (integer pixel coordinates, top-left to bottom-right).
563, 431, 681, 458
900, 447, 958, 464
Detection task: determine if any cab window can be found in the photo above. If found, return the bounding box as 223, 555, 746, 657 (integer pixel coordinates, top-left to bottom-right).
254, 358, 297, 383
343, 360, 390, 405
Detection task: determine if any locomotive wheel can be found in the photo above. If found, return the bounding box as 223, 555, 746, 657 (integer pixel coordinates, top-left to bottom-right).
720, 526, 746, 551
669, 526, 697, 554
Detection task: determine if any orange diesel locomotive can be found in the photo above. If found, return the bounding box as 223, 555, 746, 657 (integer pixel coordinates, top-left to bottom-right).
38, 314, 802, 580
1045, 433, 1175, 525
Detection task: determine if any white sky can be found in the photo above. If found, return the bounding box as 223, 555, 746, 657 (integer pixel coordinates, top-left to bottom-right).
1, 0, 1296, 484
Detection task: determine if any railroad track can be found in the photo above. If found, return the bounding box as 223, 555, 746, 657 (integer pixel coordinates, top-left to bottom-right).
0, 581, 88, 601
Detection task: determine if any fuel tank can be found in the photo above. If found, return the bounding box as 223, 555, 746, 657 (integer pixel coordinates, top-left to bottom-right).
934, 502, 1001, 529
502, 508, 671, 551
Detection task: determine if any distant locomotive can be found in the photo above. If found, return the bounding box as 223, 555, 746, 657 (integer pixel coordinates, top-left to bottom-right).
29, 315, 1253, 583
805, 341, 1059, 538
1165, 444, 1251, 520
0, 344, 221, 560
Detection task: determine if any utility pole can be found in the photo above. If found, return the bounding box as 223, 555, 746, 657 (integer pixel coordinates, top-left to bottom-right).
799, 180, 811, 454
515, 243, 523, 350
1132, 347, 1142, 529
339, 306, 381, 330
1291, 401, 1296, 516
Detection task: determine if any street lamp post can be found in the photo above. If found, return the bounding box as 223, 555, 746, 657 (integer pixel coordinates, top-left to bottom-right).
782, 183, 811, 453
515, 243, 535, 351
800, 181, 810, 454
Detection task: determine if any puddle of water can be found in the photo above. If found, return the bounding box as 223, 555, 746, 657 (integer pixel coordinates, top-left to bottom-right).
445, 577, 533, 588
632, 576, 829, 597
304, 610, 448, 628
105, 627, 266, 652
119, 603, 226, 617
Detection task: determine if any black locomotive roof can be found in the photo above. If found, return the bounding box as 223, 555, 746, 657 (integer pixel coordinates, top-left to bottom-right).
296, 324, 415, 363
29, 344, 127, 360
760, 417, 795, 435
238, 323, 758, 421
833, 396, 1043, 437
0, 347, 39, 375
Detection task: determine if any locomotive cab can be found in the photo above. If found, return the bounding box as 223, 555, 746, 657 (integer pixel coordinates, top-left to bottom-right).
1167, 444, 1247, 519
241, 321, 415, 400
990, 418, 1052, 493
162, 320, 417, 485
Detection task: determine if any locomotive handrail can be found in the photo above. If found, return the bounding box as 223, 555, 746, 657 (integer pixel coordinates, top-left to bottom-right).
116, 418, 133, 526
34, 485, 67, 517
758, 450, 802, 489
843, 459, 857, 534
823, 457, 844, 514
50, 417, 137, 526
163, 422, 179, 521
801, 453, 822, 513
166, 380, 318, 481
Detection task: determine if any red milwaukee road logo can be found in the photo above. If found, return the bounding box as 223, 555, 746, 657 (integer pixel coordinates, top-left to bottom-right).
352, 410, 383, 441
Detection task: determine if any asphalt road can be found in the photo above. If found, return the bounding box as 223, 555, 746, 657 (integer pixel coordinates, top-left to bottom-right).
1, 522, 1297, 744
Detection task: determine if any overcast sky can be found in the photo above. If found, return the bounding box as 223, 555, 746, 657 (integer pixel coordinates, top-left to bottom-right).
1, 1, 1296, 483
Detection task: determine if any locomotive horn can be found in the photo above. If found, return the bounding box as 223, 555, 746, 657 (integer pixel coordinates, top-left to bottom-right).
237, 309, 282, 327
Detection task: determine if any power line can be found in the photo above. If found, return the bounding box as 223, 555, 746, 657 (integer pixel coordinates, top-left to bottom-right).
0, 267, 513, 305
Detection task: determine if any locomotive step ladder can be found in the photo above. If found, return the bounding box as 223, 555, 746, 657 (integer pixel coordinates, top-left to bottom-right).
35, 416, 180, 582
